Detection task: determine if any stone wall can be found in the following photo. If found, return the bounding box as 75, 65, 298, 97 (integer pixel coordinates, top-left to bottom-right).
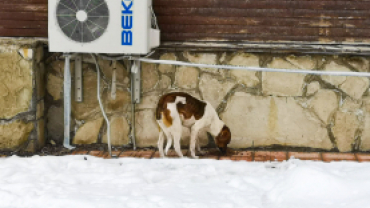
43, 51, 370, 152
0, 38, 45, 153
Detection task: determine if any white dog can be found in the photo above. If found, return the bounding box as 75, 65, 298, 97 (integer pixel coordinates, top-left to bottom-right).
156, 92, 231, 158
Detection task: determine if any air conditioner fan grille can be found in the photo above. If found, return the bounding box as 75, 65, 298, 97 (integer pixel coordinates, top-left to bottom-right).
56, 0, 109, 43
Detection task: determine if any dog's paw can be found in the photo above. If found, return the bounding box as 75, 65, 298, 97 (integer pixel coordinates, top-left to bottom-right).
191, 155, 199, 159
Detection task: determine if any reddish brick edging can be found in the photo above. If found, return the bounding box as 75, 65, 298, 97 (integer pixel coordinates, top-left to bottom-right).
2, 149, 370, 163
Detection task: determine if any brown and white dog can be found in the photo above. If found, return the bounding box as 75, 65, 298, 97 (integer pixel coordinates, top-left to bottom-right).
156, 92, 231, 158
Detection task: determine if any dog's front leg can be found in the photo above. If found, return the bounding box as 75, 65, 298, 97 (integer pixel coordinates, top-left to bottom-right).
190, 126, 200, 159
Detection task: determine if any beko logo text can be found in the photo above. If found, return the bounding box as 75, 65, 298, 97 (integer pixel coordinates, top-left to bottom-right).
121, 0, 133, 45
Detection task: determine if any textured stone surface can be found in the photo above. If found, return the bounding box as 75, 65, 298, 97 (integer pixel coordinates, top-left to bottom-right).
339, 76, 369, 100
97, 57, 128, 85
159, 75, 171, 89
228, 53, 260, 87
72, 69, 104, 120
40, 51, 370, 152
137, 95, 159, 110
46, 73, 63, 100
199, 74, 235, 108
286, 55, 316, 70
142, 63, 159, 92
159, 53, 176, 74
103, 89, 131, 114
36, 63, 45, 100
0, 49, 33, 119
135, 110, 159, 147
46, 106, 64, 144
183, 52, 218, 72
361, 113, 370, 151
262, 58, 306, 96
321, 61, 350, 86
220, 92, 332, 149
102, 116, 130, 146
306, 81, 320, 96
347, 57, 369, 72
333, 111, 360, 152
37, 119, 45, 148
309, 90, 338, 124
73, 118, 104, 144
0, 120, 34, 149
341, 98, 362, 112
175, 66, 199, 89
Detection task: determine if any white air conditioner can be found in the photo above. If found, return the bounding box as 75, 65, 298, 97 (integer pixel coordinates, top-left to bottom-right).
48, 0, 160, 54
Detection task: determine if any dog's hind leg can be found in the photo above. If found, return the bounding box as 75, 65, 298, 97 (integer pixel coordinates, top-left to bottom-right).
158, 130, 165, 158
196, 137, 206, 156
172, 130, 183, 158
164, 134, 172, 156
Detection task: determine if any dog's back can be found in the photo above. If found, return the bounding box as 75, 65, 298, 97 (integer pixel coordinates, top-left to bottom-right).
156, 92, 207, 127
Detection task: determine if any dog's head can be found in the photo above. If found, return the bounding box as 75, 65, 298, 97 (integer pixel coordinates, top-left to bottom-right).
215, 125, 231, 155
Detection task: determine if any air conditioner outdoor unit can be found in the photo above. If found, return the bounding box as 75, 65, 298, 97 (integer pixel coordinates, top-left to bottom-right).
48, 0, 160, 54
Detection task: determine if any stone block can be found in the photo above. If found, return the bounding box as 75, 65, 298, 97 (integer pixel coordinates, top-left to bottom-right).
339, 76, 369, 100
286, 55, 316, 70
159, 53, 176, 74
332, 111, 360, 152
36, 119, 45, 149
137, 95, 159, 110
183, 52, 219, 74
46, 73, 63, 100
0, 49, 33, 119
228, 53, 260, 87
102, 116, 130, 146
199, 73, 235, 109
142, 63, 159, 92
360, 112, 370, 151
73, 117, 104, 144
159, 75, 171, 89
309, 89, 338, 124
46, 106, 64, 144
0, 120, 34, 149
103, 89, 131, 114
220, 92, 332, 149
262, 58, 306, 96
347, 57, 369, 72
306, 81, 320, 96
97, 57, 129, 85
36, 63, 45, 100
321, 61, 349, 86
341, 97, 362, 112
174, 66, 199, 89
135, 110, 159, 147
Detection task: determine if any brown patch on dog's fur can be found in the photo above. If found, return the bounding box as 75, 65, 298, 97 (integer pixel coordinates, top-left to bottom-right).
162, 111, 172, 127
156, 92, 206, 123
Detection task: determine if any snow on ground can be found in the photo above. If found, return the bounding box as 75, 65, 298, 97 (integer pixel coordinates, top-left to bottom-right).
1, 156, 370, 208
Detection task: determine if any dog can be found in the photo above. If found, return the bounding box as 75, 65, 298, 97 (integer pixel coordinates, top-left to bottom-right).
156, 92, 231, 158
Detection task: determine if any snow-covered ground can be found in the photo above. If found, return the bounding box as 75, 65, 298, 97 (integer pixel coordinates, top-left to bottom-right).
1, 156, 370, 208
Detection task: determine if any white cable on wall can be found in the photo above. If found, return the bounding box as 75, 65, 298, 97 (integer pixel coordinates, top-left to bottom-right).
91, 54, 112, 157
132, 57, 370, 78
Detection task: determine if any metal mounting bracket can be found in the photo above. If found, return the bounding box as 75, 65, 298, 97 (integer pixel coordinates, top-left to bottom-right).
131, 60, 141, 104
63, 53, 75, 150
75, 55, 83, 102
129, 60, 141, 150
